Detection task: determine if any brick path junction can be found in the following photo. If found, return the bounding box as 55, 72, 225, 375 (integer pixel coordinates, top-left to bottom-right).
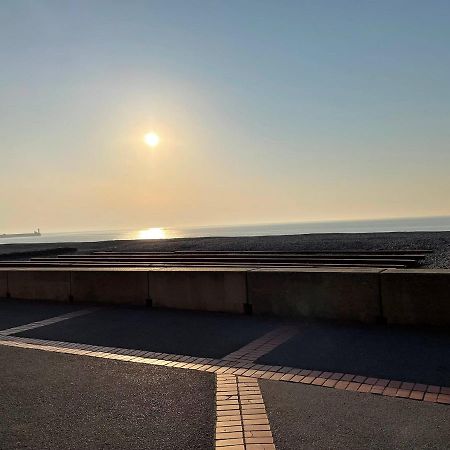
0, 299, 449, 449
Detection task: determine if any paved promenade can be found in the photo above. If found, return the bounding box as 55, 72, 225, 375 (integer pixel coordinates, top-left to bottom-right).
0, 299, 449, 449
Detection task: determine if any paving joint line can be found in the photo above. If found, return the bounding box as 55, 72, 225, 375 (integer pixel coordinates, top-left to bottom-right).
0, 308, 98, 336
0, 335, 447, 405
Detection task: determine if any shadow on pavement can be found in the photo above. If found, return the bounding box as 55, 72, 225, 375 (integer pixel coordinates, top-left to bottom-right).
17, 305, 279, 358
258, 321, 450, 386
0, 299, 84, 330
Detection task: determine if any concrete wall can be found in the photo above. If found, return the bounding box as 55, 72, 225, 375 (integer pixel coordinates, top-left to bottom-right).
148, 268, 247, 313
0, 271, 8, 298
1, 267, 449, 326
381, 269, 450, 326
248, 268, 382, 323
71, 270, 148, 305
7, 269, 70, 302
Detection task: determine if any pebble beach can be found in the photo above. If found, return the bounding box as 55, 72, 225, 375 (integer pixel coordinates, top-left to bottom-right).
1, 231, 450, 269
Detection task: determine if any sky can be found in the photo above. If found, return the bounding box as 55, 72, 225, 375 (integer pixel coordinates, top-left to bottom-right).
1, 0, 450, 233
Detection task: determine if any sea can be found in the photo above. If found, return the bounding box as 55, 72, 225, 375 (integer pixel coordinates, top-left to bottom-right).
1, 216, 450, 245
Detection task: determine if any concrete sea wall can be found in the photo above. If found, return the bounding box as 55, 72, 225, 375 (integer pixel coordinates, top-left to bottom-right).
381, 269, 450, 327
247, 268, 382, 323
0, 267, 449, 326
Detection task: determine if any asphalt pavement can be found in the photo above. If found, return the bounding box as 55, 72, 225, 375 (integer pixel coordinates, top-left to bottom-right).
0, 299, 84, 330
0, 345, 215, 450
16, 306, 278, 358
261, 379, 450, 450
258, 321, 450, 387
1, 299, 449, 450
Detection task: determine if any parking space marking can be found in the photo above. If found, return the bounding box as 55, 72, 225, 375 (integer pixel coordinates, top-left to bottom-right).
215, 375, 275, 449
0, 308, 97, 335
0, 334, 448, 405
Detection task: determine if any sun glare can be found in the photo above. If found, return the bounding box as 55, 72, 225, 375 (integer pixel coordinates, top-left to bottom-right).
138, 227, 166, 240
144, 132, 160, 148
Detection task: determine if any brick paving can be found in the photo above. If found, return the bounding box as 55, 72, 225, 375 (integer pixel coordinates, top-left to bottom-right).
0, 305, 449, 450
0, 333, 448, 406
256, 321, 450, 388
259, 377, 450, 450
222, 326, 298, 364
14, 307, 278, 359
0, 308, 97, 335
216, 375, 275, 449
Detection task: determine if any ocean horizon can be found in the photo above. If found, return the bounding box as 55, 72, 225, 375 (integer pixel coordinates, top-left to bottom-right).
1, 216, 450, 245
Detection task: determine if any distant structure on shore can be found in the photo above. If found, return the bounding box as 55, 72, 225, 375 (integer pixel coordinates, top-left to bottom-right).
0, 229, 41, 239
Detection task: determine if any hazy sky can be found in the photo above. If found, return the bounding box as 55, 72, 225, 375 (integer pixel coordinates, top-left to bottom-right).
1, 1, 450, 232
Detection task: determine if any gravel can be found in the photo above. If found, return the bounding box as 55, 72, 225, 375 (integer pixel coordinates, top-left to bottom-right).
1, 231, 450, 268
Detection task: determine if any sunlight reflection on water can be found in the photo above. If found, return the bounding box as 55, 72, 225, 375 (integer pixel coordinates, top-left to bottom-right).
124, 227, 180, 240
1, 216, 450, 245
136, 227, 167, 240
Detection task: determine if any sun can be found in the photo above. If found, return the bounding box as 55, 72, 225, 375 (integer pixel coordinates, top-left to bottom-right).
144, 132, 160, 148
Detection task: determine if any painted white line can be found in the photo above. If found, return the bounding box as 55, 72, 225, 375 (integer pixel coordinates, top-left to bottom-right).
0, 308, 97, 335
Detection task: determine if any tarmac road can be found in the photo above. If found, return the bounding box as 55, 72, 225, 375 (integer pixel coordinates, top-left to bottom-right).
261, 379, 450, 450
1, 299, 449, 450
0, 346, 215, 450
